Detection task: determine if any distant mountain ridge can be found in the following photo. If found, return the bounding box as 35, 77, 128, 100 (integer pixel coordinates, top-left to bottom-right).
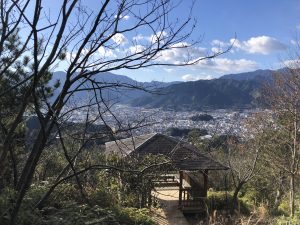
130, 68, 279, 110
130, 78, 261, 110
51, 71, 180, 103
50, 69, 279, 110
219, 69, 274, 81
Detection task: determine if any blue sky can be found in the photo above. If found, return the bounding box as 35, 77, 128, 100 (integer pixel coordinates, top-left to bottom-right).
44, 0, 300, 82
119, 0, 300, 82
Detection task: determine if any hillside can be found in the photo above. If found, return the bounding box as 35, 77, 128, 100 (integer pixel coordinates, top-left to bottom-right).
50, 71, 179, 104
50, 69, 278, 110
131, 78, 262, 110
219, 69, 274, 81
129, 68, 282, 110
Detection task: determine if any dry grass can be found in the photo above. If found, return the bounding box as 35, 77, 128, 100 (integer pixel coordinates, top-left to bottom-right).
191, 204, 274, 225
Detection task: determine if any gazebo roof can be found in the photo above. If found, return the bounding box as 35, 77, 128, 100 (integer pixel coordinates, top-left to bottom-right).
105, 133, 228, 171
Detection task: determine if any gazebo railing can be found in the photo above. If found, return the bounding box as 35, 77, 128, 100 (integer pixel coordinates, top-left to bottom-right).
181, 197, 206, 208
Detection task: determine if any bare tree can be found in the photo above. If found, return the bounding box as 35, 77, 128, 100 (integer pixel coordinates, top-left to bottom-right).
261, 66, 300, 217
226, 137, 260, 211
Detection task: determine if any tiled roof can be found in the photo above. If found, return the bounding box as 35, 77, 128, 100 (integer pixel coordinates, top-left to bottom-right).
105, 133, 228, 171
104, 133, 156, 156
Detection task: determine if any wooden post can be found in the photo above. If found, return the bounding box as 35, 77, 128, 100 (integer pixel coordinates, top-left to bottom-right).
179, 170, 183, 207
203, 170, 208, 197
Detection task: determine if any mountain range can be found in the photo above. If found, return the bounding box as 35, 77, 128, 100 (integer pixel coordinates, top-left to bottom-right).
130, 69, 279, 110
51, 69, 277, 110
219, 69, 273, 81
50, 71, 180, 104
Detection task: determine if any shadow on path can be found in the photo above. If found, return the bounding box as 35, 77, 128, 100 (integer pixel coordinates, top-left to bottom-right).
151, 187, 190, 225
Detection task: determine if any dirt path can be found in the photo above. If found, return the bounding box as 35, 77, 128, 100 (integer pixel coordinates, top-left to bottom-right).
151, 187, 190, 225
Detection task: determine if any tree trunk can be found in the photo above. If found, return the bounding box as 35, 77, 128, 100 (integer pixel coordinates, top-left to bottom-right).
203, 170, 208, 197
273, 175, 285, 212
274, 189, 284, 211
10, 116, 55, 225
289, 174, 295, 217
232, 182, 244, 211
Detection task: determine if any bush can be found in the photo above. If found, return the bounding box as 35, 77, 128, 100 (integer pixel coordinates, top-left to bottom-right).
0, 188, 17, 225
0, 182, 156, 225
276, 215, 300, 225
207, 191, 251, 214
277, 195, 300, 219
207, 191, 233, 211
88, 187, 116, 208
116, 207, 156, 225
40, 203, 120, 225
277, 199, 289, 216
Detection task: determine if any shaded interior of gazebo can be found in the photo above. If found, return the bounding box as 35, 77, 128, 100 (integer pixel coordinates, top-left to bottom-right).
105, 133, 229, 213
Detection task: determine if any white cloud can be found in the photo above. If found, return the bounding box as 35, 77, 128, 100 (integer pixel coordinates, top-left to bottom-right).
283, 58, 300, 68
164, 68, 174, 73
182, 74, 213, 82
156, 42, 206, 64
127, 45, 146, 54
195, 58, 259, 73
291, 40, 297, 45
211, 39, 227, 48
122, 15, 130, 20
133, 34, 145, 41
98, 46, 116, 58
114, 14, 130, 20
211, 39, 232, 53
211, 47, 222, 54
149, 31, 167, 43
133, 31, 168, 44
236, 36, 286, 54
112, 33, 127, 45
212, 36, 287, 55
66, 52, 76, 61
66, 49, 89, 60
290, 39, 300, 46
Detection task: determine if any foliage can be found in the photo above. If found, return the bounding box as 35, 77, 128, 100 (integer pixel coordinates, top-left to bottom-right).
0, 181, 157, 225
166, 127, 208, 141
276, 194, 300, 217
166, 127, 192, 137
207, 191, 251, 215
117, 207, 156, 225
187, 128, 208, 143
190, 113, 214, 121
131, 78, 260, 110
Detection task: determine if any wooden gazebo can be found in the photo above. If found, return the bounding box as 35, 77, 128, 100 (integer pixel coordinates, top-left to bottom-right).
105, 133, 228, 213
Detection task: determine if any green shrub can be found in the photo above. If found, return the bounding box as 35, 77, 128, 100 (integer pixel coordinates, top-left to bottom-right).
207, 191, 233, 210
40, 203, 120, 225
116, 207, 156, 225
49, 182, 83, 206
277, 195, 300, 218
277, 199, 290, 216
0, 188, 17, 225
276, 214, 300, 225
207, 191, 251, 214
25, 182, 50, 204
88, 187, 116, 208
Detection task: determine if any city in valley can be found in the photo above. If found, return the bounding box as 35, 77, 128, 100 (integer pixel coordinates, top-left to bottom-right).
68, 104, 262, 138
